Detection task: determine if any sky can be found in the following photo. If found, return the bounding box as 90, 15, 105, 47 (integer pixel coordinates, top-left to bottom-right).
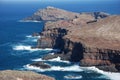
1, 0, 120, 2
0, 0, 119, 15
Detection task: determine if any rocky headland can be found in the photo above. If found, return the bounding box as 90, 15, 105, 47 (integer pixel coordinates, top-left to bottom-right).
23, 6, 109, 21
0, 70, 55, 80
24, 6, 120, 72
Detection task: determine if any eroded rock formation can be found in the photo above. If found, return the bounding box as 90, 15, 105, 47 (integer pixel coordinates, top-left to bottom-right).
30, 61, 51, 69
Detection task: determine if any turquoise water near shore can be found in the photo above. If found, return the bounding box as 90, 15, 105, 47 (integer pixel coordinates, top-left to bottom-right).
0, 1, 120, 80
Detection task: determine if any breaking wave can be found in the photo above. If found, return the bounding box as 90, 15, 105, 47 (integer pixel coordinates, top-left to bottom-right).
64, 74, 82, 79
83, 66, 120, 80
32, 56, 70, 63
12, 44, 53, 51
26, 35, 33, 38
24, 35, 40, 42
26, 35, 40, 38
19, 20, 41, 23
24, 64, 83, 72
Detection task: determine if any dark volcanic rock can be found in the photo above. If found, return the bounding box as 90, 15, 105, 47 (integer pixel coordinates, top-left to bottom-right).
42, 52, 71, 61
32, 32, 40, 37
30, 61, 51, 69
93, 12, 110, 19
0, 70, 55, 80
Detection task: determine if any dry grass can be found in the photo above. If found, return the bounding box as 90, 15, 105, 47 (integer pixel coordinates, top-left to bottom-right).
0, 70, 55, 80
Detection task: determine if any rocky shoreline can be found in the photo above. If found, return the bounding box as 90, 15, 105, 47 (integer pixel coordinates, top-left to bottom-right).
24, 6, 120, 72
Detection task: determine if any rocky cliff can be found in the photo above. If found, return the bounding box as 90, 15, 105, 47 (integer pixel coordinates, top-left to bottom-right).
0, 70, 55, 80
25, 7, 120, 72
41, 15, 120, 72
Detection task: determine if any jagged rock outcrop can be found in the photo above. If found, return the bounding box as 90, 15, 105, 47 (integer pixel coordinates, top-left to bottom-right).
30, 61, 51, 69
32, 32, 40, 37
24, 7, 119, 72
81, 12, 110, 19
0, 70, 55, 80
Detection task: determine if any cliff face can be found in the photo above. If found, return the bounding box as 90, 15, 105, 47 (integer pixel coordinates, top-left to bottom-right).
25, 7, 120, 72
0, 70, 55, 80
64, 16, 120, 72
37, 15, 120, 72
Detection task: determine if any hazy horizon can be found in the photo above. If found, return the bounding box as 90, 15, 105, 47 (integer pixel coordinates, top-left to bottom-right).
1, 0, 120, 3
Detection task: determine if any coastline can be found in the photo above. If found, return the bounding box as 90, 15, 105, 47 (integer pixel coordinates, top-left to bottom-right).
23, 7, 120, 72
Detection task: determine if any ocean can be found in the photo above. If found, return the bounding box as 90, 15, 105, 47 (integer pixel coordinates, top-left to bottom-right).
0, 1, 120, 80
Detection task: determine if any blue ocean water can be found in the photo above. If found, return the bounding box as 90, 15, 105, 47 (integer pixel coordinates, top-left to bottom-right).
0, 1, 120, 80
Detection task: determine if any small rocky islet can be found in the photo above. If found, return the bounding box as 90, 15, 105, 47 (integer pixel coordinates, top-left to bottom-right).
24, 6, 120, 72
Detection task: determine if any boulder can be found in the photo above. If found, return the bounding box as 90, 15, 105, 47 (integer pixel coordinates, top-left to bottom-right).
32, 32, 40, 37
30, 61, 51, 69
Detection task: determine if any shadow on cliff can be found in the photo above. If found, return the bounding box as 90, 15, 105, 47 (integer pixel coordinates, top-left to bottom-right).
52, 28, 84, 62
70, 42, 84, 62
108, 51, 120, 72
53, 36, 65, 52
53, 28, 67, 52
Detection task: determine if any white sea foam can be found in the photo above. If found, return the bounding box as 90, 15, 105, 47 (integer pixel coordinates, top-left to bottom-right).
49, 52, 55, 55
23, 38, 37, 42
13, 45, 31, 50
32, 56, 70, 63
26, 35, 40, 39
64, 75, 82, 79
83, 66, 120, 80
24, 35, 40, 43
32, 39, 37, 42
32, 58, 43, 61
48, 57, 70, 63
19, 20, 41, 23
13, 44, 53, 51
24, 64, 83, 72
49, 56, 61, 61
26, 35, 32, 38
